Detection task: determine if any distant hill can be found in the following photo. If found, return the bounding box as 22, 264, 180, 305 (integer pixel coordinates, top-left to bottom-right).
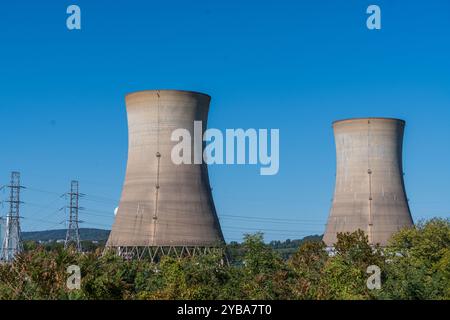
268, 235, 323, 259
22, 228, 110, 242
228, 234, 324, 260
268, 235, 323, 249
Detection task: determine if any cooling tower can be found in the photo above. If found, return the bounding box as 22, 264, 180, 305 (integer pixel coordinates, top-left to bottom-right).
107, 90, 224, 258
323, 118, 414, 246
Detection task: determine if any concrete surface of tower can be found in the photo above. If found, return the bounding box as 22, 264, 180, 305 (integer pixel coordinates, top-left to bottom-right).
323, 118, 414, 246
107, 90, 225, 257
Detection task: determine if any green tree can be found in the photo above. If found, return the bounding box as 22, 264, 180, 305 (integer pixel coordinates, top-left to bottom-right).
238, 233, 294, 300
377, 218, 450, 300
0, 247, 77, 300
319, 230, 384, 300
138, 251, 230, 300
289, 240, 328, 299
1, 221, 448, 301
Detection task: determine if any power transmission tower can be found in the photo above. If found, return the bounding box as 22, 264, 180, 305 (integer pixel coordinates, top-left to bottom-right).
64, 180, 83, 252
1, 172, 24, 262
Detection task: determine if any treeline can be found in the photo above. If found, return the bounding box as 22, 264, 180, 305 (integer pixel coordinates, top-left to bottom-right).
23, 235, 323, 259
0, 218, 448, 300
226, 235, 323, 261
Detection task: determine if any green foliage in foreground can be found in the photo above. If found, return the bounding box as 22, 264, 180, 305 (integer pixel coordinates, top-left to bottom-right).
0, 218, 448, 300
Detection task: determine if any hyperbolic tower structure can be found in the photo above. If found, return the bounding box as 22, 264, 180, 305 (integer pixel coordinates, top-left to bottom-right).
323, 118, 414, 246
107, 90, 224, 260
1, 172, 24, 262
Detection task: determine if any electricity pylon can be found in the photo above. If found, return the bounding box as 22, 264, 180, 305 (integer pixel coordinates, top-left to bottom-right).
64, 180, 83, 252
1, 172, 24, 262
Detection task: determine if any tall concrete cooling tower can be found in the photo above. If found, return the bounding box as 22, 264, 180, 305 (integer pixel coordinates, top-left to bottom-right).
323, 118, 414, 246
107, 90, 225, 259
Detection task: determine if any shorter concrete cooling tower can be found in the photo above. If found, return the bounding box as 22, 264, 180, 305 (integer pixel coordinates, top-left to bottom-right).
323, 118, 414, 246
106, 90, 225, 259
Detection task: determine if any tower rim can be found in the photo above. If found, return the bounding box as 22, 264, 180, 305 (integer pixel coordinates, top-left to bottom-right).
332, 117, 405, 126
125, 89, 211, 99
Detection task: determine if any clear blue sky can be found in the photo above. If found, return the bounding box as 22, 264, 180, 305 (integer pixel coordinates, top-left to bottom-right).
0, 0, 449, 242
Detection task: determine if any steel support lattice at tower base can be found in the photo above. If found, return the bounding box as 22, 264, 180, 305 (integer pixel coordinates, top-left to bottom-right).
323, 118, 414, 247
105, 246, 226, 262
106, 90, 225, 258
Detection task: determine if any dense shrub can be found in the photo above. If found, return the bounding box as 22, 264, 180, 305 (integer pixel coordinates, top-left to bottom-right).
0, 219, 448, 300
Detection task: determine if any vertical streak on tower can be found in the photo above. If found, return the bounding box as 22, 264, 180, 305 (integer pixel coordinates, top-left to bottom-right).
367, 119, 373, 244
324, 118, 414, 246
107, 90, 225, 257
1, 172, 23, 262
152, 91, 161, 246
65, 180, 82, 252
